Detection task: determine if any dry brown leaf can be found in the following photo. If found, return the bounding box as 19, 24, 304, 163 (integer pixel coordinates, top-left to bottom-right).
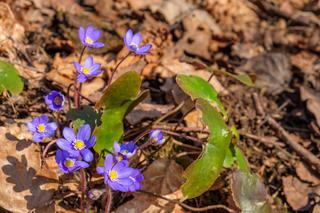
0, 119, 58, 213
239, 52, 292, 94
300, 86, 320, 127
115, 158, 185, 213
282, 175, 320, 211
296, 162, 320, 185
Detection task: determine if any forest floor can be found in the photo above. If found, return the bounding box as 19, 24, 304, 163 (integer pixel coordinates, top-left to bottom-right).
0, 0, 320, 212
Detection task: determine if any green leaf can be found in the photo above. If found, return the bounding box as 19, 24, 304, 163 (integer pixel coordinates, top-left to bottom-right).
223, 146, 235, 168
93, 90, 148, 156
0, 60, 23, 95
176, 74, 227, 118
96, 71, 141, 108
233, 73, 254, 87
232, 171, 271, 213
182, 99, 232, 198
66, 106, 101, 130
235, 147, 249, 172
93, 70, 146, 156
94, 101, 132, 154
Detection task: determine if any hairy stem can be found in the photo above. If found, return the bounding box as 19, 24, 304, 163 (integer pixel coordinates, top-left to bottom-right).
108, 52, 132, 85
80, 169, 86, 213
104, 186, 112, 213
74, 46, 86, 109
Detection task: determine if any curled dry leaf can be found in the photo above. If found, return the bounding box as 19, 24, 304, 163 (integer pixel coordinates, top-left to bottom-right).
239, 52, 292, 94
300, 86, 320, 128
0, 119, 58, 213
115, 158, 185, 213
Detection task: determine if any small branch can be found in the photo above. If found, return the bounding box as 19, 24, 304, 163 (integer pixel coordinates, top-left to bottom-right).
42, 140, 57, 159
254, 94, 320, 171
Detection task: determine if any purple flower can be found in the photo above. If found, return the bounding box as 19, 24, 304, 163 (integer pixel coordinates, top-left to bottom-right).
56, 149, 89, 173
149, 130, 165, 145
128, 169, 144, 191
124, 29, 152, 55
73, 56, 102, 83
78, 26, 104, 48
45, 90, 65, 111
56, 124, 96, 162
27, 115, 57, 143
114, 141, 137, 161
97, 154, 143, 192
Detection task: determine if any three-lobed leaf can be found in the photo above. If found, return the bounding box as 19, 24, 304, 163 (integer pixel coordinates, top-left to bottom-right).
231, 171, 271, 213
93, 71, 146, 157
176, 74, 227, 118
96, 71, 141, 108
0, 60, 23, 95
181, 99, 232, 198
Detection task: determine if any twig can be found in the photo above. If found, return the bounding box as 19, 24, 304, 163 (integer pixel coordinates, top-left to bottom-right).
161, 129, 205, 144
254, 94, 320, 171
138, 190, 236, 213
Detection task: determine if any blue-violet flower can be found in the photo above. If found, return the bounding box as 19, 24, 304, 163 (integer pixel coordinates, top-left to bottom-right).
56, 149, 89, 173
27, 115, 57, 143
149, 129, 165, 145
97, 154, 143, 192
45, 90, 65, 111
56, 124, 96, 162
73, 56, 102, 83
124, 29, 152, 55
78, 26, 104, 48
114, 141, 137, 161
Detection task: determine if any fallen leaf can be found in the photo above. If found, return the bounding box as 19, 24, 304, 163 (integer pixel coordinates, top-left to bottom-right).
115, 158, 185, 213
300, 86, 320, 127
239, 52, 292, 94
0, 118, 58, 212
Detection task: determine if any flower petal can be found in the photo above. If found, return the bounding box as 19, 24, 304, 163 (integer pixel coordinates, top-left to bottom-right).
92, 42, 104, 48
78, 26, 86, 43
124, 29, 133, 47
80, 149, 93, 162
136, 44, 152, 55
73, 62, 82, 73
56, 138, 78, 156
77, 124, 91, 141
63, 127, 76, 142
77, 73, 87, 83
90, 29, 102, 41
33, 133, 43, 143
104, 154, 114, 171
84, 56, 93, 68
86, 135, 96, 148
97, 166, 105, 174
131, 33, 142, 46
47, 122, 58, 131
27, 122, 36, 132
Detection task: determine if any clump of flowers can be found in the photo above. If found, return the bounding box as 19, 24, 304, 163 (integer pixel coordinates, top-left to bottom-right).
26, 25, 161, 211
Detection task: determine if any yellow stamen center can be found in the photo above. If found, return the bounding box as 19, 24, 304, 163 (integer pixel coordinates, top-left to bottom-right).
64, 159, 74, 168
121, 150, 128, 154
54, 96, 62, 105
82, 67, 90, 75
109, 170, 118, 181
37, 124, 46, 133
85, 37, 93, 44
74, 140, 85, 150
117, 155, 123, 161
